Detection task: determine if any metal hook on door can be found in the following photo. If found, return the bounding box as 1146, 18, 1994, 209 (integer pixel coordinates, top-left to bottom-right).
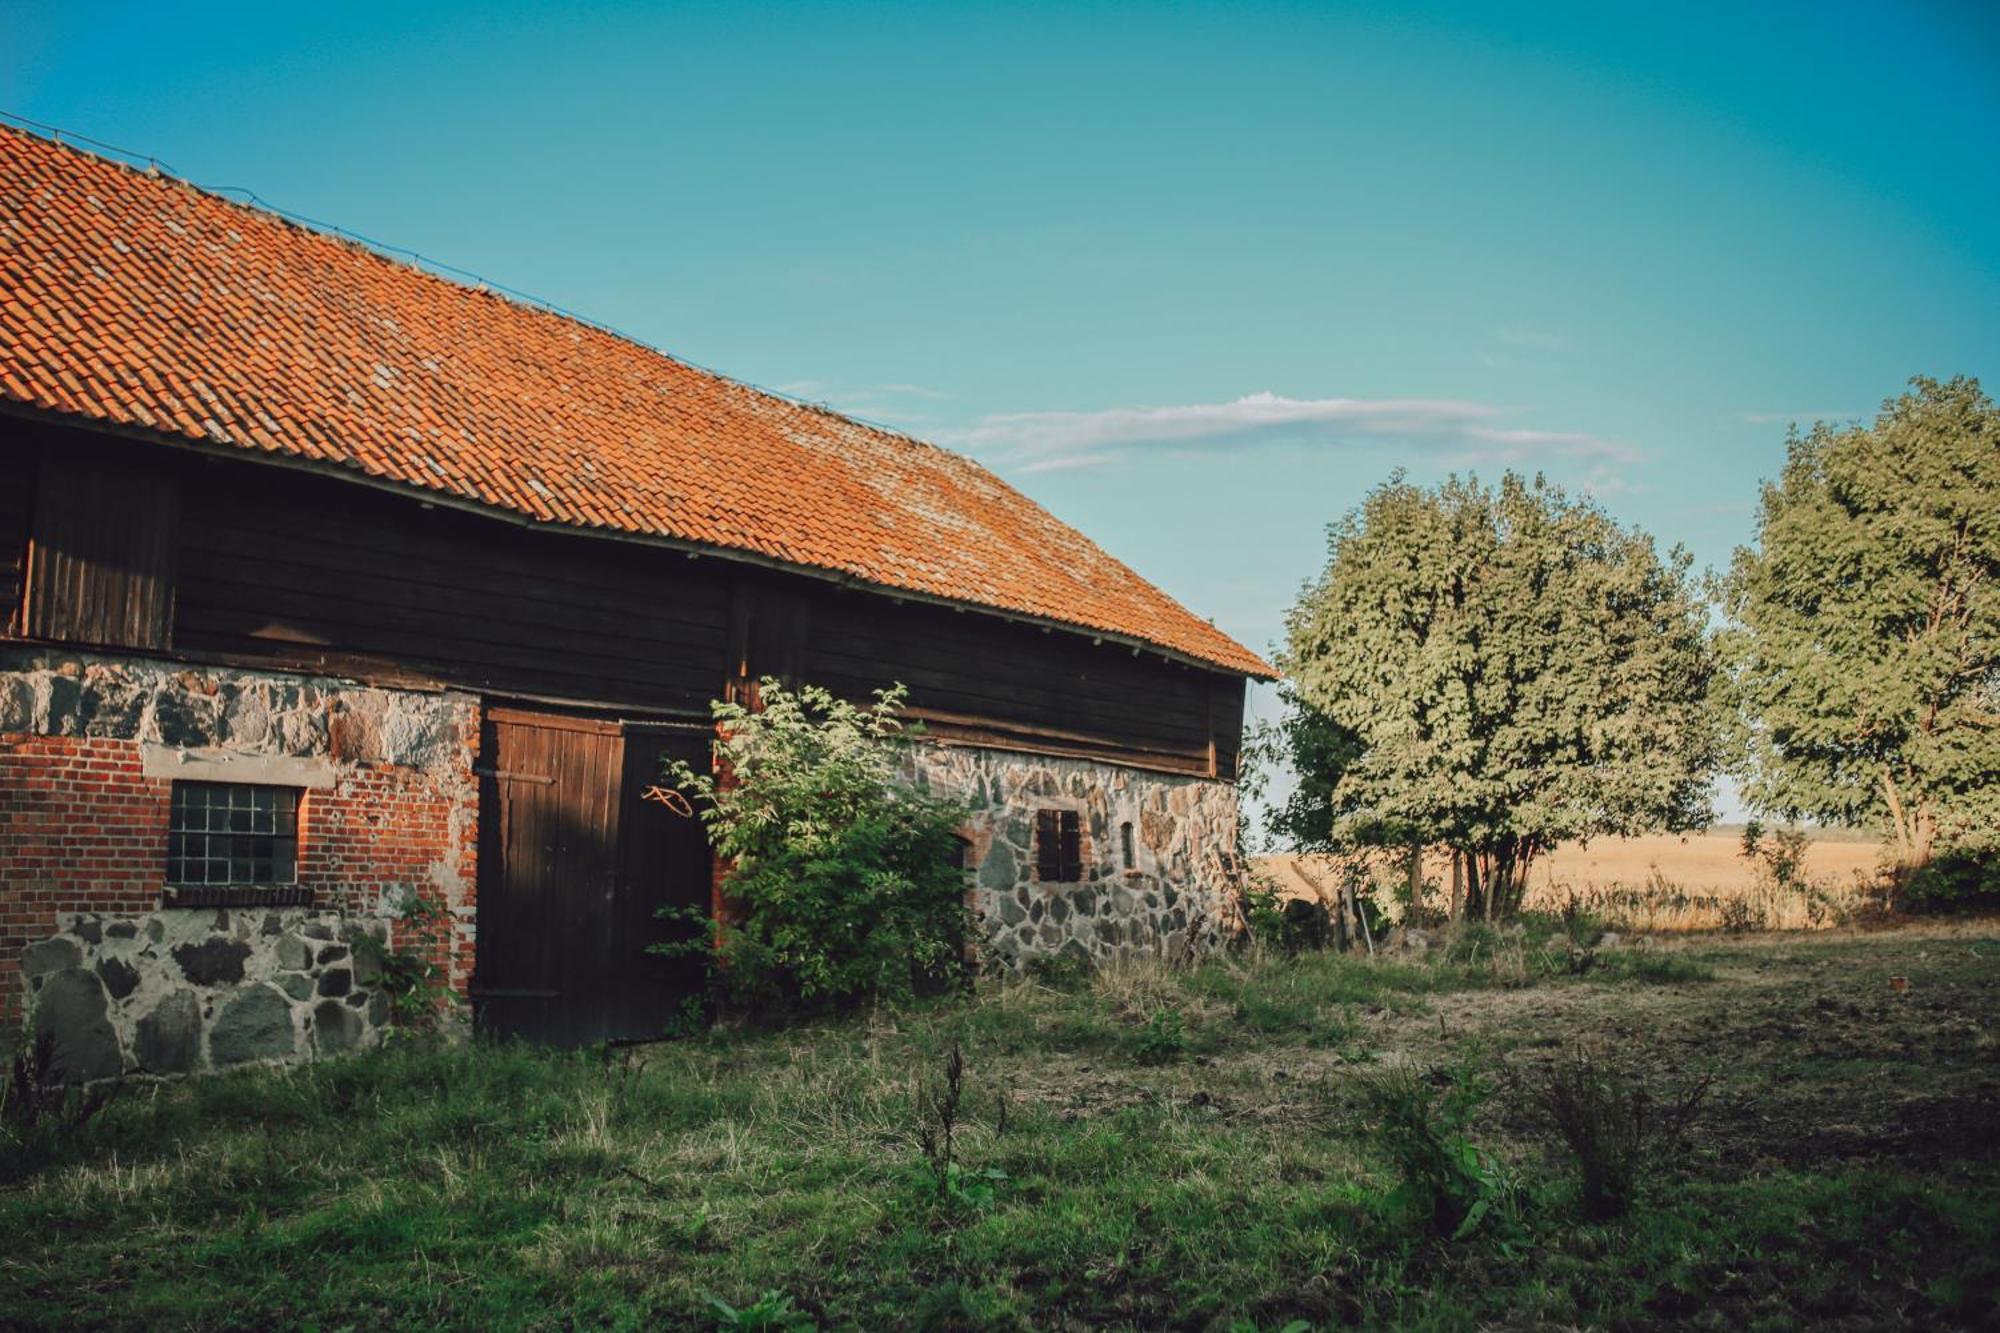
642, 785, 695, 818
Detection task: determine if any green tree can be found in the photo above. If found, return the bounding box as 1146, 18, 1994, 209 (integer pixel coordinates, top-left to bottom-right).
1719, 376, 1999, 880
1279, 471, 1719, 917
657, 680, 973, 1011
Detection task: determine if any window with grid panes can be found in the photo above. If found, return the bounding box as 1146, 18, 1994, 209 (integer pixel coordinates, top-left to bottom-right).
166, 781, 300, 886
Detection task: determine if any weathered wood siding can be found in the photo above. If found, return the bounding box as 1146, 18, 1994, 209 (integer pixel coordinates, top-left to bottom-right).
22, 452, 178, 650
0, 417, 1246, 774
0, 448, 28, 637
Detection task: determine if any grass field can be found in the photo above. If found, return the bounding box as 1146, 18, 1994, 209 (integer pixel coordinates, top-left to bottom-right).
4, 919, 1996, 1330
1261, 827, 1891, 933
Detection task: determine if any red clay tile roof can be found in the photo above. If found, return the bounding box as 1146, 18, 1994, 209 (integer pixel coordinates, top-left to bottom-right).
0, 126, 1271, 678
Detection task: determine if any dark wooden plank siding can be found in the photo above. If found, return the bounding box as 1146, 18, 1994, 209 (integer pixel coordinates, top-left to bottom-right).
0, 445, 29, 635
23, 452, 178, 650
792, 592, 1222, 764
1, 416, 1249, 773
173, 462, 734, 713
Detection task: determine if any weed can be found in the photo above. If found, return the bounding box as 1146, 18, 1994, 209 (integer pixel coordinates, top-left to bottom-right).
351, 891, 460, 1033
1597, 951, 1716, 985
913, 1039, 1004, 1209
1362, 1063, 1518, 1240
1022, 952, 1093, 991
708, 1289, 815, 1331
1133, 1007, 1188, 1065
1543, 1047, 1712, 1219
0, 1033, 117, 1181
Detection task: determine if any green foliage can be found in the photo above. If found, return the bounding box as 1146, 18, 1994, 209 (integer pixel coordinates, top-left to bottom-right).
1903, 847, 2000, 910
1280, 471, 1720, 916
1362, 1063, 1519, 1241
1, 934, 1997, 1330
1133, 1007, 1188, 1065
707, 1289, 815, 1331
1237, 874, 1290, 944
0, 1033, 117, 1183
350, 891, 459, 1034
655, 680, 973, 1012
1542, 1047, 1712, 1220
1719, 376, 2000, 880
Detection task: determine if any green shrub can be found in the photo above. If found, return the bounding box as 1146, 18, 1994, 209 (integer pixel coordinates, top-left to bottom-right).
1133, 1008, 1189, 1065
1904, 848, 2000, 911
350, 891, 459, 1033
1362, 1063, 1516, 1239
656, 680, 973, 1013
0, 1033, 117, 1183
1542, 1047, 1711, 1219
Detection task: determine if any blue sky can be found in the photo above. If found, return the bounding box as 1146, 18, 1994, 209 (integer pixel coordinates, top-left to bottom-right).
6, 1, 1998, 818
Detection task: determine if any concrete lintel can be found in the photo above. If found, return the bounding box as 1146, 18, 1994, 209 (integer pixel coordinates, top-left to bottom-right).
140, 744, 337, 790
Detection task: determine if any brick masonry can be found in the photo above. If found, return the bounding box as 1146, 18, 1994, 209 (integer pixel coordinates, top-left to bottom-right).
0, 648, 478, 1057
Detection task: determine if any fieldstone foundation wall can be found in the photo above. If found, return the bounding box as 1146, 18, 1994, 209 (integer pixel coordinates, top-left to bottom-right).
2, 648, 479, 1077
908, 745, 1245, 967
19, 907, 395, 1079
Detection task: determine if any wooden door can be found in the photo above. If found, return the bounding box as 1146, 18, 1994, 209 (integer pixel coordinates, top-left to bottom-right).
473, 707, 710, 1045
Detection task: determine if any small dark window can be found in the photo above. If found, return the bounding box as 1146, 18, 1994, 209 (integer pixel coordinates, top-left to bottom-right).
1120, 821, 1136, 871
167, 782, 300, 886
1035, 809, 1083, 883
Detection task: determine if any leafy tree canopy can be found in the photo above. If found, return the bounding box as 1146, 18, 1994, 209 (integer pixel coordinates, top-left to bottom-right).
1278, 471, 1719, 915
1719, 375, 1999, 874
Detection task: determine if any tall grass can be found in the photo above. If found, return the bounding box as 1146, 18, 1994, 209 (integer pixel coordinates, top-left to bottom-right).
1521, 871, 1880, 933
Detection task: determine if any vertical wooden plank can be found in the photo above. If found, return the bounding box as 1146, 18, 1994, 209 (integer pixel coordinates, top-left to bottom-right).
24, 453, 178, 649
0, 444, 34, 636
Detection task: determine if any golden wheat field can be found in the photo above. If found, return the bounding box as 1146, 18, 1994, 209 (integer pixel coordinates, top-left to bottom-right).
1257, 827, 1890, 932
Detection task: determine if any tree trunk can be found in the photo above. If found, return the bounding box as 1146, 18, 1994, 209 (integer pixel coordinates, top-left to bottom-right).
1881, 767, 1936, 885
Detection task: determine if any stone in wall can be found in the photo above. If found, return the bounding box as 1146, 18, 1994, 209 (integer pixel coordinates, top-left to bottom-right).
20, 908, 395, 1082
906, 744, 1247, 969
0, 646, 469, 770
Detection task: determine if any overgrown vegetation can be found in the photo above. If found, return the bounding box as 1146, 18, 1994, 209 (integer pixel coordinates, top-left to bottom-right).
3, 925, 1994, 1329
653, 680, 973, 1013
350, 890, 460, 1033
1542, 1046, 1712, 1220
1361, 1063, 1518, 1240
0, 1033, 117, 1184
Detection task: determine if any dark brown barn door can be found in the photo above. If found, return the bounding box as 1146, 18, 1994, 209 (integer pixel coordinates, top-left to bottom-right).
473, 707, 710, 1045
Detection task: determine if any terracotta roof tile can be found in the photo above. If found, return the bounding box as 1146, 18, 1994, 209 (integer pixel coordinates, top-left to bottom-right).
0, 125, 1271, 677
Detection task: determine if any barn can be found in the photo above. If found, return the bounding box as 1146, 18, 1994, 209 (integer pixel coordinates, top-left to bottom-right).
0, 125, 1272, 1071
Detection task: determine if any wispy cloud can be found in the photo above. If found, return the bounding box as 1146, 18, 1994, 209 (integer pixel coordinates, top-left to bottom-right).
935, 391, 1638, 476
773, 379, 954, 426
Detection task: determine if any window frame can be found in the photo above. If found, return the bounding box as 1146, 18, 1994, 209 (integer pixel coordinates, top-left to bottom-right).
164, 780, 306, 905
1035, 808, 1084, 883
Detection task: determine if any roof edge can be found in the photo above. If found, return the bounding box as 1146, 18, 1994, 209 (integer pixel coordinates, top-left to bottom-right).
0, 399, 1278, 679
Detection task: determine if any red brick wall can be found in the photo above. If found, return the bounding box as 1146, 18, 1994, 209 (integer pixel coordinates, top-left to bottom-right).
0, 732, 478, 1020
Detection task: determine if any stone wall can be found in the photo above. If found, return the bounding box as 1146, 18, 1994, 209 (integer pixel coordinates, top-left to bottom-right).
1, 647, 479, 1039
18, 907, 395, 1079
908, 744, 1245, 967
